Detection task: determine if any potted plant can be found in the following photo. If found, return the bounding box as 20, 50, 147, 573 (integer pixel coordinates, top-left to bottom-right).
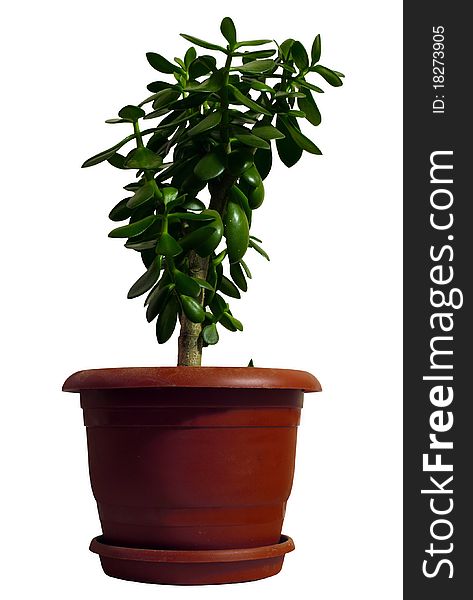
63, 17, 343, 585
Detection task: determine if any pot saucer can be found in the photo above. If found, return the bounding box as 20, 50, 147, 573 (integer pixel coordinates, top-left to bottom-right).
89, 534, 295, 585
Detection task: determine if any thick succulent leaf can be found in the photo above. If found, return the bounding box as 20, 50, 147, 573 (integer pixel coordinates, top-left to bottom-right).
187, 111, 222, 136
235, 39, 272, 49
202, 323, 219, 345
125, 147, 163, 170
280, 116, 322, 154
220, 17, 237, 47
291, 41, 309, 72
108, 215, 156, 238
194, 152, 225, 180
234, 59, 275, 74
275, 116, 303, 167
296, 79, 324, 93
224, 201, 249, 263
156, 232, 182, 257
118, 105, 145, 122
298, 91, 321, 126
146, 284, 173, 323
219, 275, 241, 299
109, 198, 133, 222
180, 295, 206, 323
179, 226, 218, 252
230, 262, 248, 292
82, 134, 135, 168
174, 270, 201, 298
188, 55, 217, 79
311, 65, 343, 86
126, 180, 155, 209
249, 238, 270, 260
127, 256, 162, 299
186, 69, 225, 93
156, 294, 179, 343
228, 84, 271, 116
146, 52, 181, 74
254, 147, 272, 180
235, 133, 270, 149
311, 34, 321, 65
180, 33, 227, 53
252, 125, 285, 140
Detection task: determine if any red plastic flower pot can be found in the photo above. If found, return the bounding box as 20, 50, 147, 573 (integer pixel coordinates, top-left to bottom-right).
63, 366, 320, 584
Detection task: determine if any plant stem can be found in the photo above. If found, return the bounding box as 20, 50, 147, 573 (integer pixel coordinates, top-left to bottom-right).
177, 53, 235, 367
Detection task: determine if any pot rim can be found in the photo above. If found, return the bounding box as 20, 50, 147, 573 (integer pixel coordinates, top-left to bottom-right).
63, 366, 321, 393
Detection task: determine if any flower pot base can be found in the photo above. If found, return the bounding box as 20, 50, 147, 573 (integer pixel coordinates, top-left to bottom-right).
90, 534, 295, 585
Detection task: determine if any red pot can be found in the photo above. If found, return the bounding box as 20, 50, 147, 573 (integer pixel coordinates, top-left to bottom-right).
63, 367, 320, 584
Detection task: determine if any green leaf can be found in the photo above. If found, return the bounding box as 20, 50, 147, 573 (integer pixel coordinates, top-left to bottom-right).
235, 39, 272, 49
127, 256, 162, 299
222, 312, 243, 331
146, 80, 174, 93
156, 232, 182, 257
248, 358, 254, 367
179, 226, 217, 252
249, 238, 270, 260
126, 181, 155, 209
241, 165, 262, 188
311, 65, 343, 87
180, 295, 206, 323
180, 33, 227, 53
254, 147, 272, 180
107, 153, 127, 169
194, 151, 225, 180
248, 183, 265, 209
311, 34, 321, 65
248, 80, 275, 93
296, 79, 324, 93
125, 147, 163, 170
187, 111, 222, 136
118, 105, 145, 122
186, 69, 225, 93
174, 270, 201, 297
291, 41, 309, 72
275, 116, 303, 166
146, 52, 181, 74
150, 88, 181, 110
235, 133, 270, 149
236, 50, 275, 59
220, 17, 237, 47
109, 198, 133, 222
82, 134, 135, 168
234, 59, 275, 74
298, 91, 321, 126
162, 187, 179, 206
188, 55, 217, 79
105, 118, 127, 124
230, 262, 247, 292
252, 125, 285, 140
156, 294, 179, 343
202, 323, 219, 345
108, 215, 156, 238
194, 277, 214, 291
228, 149, 253, 176
279, 38, 295, 59
228, 84, 271, 115
240, 259, 252, 279
146, 283, 173, 322
184, 46, 197, 67
224, 200, 249, 263
281, 116, 322, 154
169, 212, 214, 222
220, 275, 241, 298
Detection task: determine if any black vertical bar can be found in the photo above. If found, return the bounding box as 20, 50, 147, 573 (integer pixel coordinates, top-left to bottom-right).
404, 3, 471, 598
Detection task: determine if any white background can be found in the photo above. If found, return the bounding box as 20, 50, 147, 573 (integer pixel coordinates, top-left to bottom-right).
1, 1, 402, 598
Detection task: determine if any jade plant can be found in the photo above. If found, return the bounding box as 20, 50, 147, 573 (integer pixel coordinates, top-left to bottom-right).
82, 17, 343, 366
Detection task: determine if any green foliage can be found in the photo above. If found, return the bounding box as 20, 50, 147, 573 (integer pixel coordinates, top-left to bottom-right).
83, 18, 343, 350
